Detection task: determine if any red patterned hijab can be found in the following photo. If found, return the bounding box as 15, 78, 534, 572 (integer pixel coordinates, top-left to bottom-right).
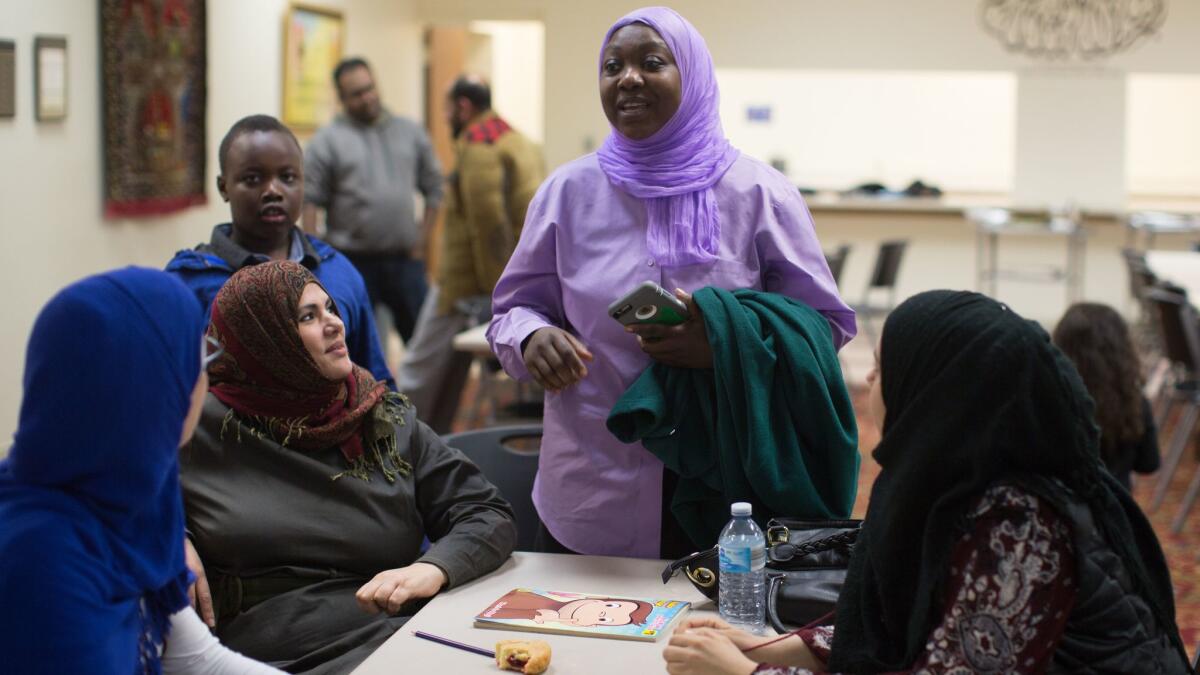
207, 261, 408, 481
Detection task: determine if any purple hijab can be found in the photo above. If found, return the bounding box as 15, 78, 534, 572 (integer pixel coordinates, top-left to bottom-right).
597, 6, 740, 267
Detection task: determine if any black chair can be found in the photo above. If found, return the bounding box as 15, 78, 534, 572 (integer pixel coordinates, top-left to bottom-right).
1122, 248, 1160, 354
853, 240, 908, 347
1122, 248, 1158, 308
443, 425, 542, 552
1144, 291, 1200, 530
824, 244, 851, 288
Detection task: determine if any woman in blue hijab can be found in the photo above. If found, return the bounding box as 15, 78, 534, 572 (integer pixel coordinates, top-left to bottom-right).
0, 268, 279, 674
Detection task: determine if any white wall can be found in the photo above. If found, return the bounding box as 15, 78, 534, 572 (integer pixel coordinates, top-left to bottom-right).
718, 69, 1016, 192
416, 0, 1200, 171
1014, 68, 1127, 211
1127, 73, 1200, 196
0, 0, 422, 448
469, 21, 545, 144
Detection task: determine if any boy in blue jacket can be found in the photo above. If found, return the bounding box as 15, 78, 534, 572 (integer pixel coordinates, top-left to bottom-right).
166, 114, 394, 387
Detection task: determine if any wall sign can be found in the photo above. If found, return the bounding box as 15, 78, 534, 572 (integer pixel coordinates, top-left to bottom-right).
34, 36, 66, 121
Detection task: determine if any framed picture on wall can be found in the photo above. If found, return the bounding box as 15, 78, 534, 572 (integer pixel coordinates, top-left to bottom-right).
34, 35, 67, 121
99, 0, 207, 217
0, 40, 15, 118
282, 3, 344, 131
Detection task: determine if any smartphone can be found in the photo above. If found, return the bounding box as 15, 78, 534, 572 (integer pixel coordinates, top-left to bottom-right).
608, 281, 690, 326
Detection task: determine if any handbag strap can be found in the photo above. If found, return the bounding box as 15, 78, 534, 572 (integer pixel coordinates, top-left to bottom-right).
796, 528, 858, 555
765, 573, 788, 634
661, 547, 716, 584
766, 572, 838, 634
769, 528, 858, 563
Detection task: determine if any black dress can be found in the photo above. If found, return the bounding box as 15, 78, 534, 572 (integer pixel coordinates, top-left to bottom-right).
1106, 397, 1160, 491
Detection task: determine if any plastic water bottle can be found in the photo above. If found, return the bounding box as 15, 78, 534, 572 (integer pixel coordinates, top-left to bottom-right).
718, 501, 766, 632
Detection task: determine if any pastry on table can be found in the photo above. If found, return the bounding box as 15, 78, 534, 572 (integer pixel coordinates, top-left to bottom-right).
495, 639, 552, 674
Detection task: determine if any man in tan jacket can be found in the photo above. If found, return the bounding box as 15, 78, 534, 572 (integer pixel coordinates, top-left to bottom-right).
397, 76, 545, 432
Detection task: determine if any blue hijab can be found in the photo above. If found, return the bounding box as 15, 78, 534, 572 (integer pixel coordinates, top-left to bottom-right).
0, 268, 204, 674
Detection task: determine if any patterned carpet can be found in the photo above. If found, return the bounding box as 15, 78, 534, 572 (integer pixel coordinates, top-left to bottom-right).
846, 387, 1200, 660
1133, 441, 1200, 656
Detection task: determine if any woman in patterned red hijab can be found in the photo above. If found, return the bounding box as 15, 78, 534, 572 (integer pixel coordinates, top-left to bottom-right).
207, 260, 407, 481
182, 258, 516, 672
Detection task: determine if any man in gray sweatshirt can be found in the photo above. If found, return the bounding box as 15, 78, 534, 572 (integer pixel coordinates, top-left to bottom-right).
303, 57, 443, 344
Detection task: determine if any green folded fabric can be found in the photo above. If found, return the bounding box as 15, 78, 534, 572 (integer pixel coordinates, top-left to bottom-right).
607, 287, 859, 548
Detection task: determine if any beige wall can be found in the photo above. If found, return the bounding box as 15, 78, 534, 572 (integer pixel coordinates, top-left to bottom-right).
412, 0, 1200, 332
469, 21, 545, 144
1013, 69, 1128, 211
0, 0, 422, 449
417, 0, 1200, 169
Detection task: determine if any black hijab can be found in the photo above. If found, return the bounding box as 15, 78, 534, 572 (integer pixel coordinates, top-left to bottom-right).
828, 290, 1185, 672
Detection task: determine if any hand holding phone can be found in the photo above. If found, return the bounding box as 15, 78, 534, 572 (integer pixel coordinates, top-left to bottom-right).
608, 281, 690, 326
622, 287, 714, 369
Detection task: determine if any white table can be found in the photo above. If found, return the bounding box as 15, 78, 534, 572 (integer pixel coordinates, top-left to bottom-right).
352, 552, 712, 674
452, 321, 493, 357
1126, 212, 1200, 249
966, 207, 1087, 304
1145, 250, 1200, 300
451, 321, 499, 425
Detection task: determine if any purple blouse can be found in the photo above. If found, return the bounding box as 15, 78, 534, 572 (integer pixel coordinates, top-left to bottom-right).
487, 153, 855, 557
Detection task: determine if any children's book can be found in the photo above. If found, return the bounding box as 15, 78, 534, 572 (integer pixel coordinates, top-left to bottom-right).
474, 588, 691, 642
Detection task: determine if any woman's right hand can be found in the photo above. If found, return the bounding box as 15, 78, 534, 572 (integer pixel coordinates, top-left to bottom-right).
676, 616, 763, 651
521, 327, 594, 392
663, 626, 757, 675
675, 616, 816, 668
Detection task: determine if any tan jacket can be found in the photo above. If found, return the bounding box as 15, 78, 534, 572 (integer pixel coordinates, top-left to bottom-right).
437, 111, 545, 314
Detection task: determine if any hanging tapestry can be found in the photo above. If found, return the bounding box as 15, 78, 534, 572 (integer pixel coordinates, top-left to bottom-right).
101, 0, 207, 217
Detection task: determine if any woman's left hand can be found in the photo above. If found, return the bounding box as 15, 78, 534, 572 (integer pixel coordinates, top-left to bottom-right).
627, 289, 713, 369
663, 627, 758, 675
355, 562, 448, 615
183, 538, 215, 628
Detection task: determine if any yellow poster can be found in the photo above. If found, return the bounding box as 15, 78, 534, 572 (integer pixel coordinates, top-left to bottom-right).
282, 4, 343, 131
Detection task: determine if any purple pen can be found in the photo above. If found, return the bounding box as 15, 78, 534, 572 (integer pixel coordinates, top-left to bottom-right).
412, 630, 496, 658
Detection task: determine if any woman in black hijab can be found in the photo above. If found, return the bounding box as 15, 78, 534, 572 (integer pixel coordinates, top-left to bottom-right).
664, 291, 1188, 674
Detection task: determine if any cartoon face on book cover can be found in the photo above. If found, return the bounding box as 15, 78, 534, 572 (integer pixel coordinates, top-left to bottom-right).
476, 589, 690, 639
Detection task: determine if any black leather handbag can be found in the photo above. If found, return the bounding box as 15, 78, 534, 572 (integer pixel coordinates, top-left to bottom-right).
662, 518, 860, 633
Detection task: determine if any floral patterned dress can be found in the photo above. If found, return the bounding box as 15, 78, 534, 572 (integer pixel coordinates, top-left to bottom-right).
755, 484, 1077, 674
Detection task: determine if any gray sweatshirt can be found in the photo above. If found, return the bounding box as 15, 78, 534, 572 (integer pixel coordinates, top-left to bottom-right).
305, 111, 444, 255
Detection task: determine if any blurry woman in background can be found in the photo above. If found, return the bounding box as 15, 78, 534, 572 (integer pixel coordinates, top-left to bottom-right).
1054, 302, 1159, 490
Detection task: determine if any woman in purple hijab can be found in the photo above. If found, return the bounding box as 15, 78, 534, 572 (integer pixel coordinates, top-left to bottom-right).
488, 6, 855, 559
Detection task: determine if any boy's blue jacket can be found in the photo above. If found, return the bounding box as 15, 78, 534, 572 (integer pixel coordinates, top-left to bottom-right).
165, 224, 395, 388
